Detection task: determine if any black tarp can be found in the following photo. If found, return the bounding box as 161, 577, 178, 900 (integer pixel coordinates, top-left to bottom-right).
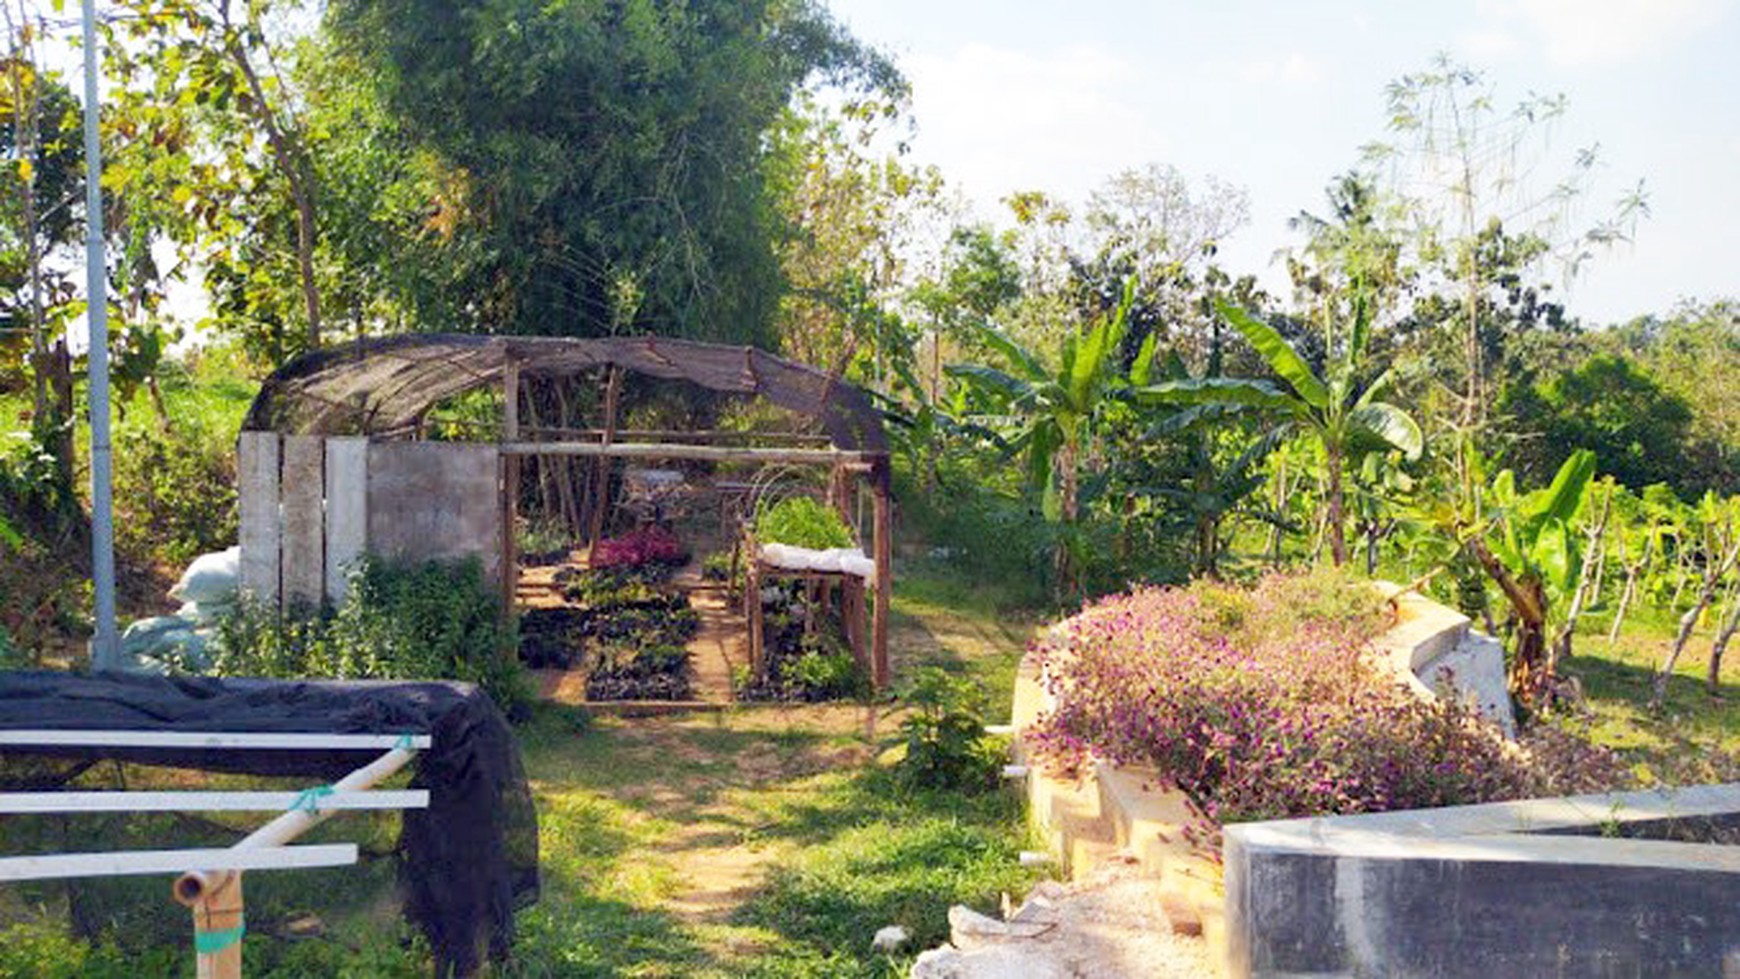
0, 671, 538, 976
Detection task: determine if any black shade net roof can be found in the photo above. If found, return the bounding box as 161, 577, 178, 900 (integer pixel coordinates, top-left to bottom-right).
242, 334, 889, 454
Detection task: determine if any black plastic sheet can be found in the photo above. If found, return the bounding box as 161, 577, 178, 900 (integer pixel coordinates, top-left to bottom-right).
0, 671, 538, 976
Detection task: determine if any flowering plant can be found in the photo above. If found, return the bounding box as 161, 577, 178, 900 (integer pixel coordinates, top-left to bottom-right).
590, 526, 688, 571
1028, 570, 1624, 831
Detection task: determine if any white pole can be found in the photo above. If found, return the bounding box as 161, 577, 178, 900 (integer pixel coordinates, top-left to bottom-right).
79, 0, 118, 670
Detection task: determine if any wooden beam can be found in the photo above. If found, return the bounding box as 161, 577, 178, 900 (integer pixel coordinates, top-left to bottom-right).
502, 359, 522, 622
0, 845, 358, 883
0, 789, 428, 814
324, 437, 368, 604
280, 435, 326, 606
0, 731, 431, 750
871, 459, 893, 691
237, 432, 280, 604
500, 441, 877, 467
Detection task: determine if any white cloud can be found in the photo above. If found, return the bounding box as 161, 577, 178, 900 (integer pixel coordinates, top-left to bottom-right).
1237, 53, 1325, 86
1497, 0, 1731, 65
1458, 29, 1521, 61
903, 43, 1169, 210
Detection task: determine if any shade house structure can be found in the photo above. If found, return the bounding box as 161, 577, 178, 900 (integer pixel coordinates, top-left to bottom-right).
237, 334, 897, 689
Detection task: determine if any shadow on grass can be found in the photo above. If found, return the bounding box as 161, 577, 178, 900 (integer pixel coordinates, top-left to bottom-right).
1562, 651, 1740, 781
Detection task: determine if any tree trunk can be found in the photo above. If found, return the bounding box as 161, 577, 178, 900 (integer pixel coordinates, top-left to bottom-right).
1710, 590, 1739, 695
223, 21, 321, 350
1325, 441, 1347, 567
1055, 437, 1080, 596
1653, 536, 1740, 708
1467, 536, 1551, 708
1550, 487, 1611, 672
1608, 568, 1638, 646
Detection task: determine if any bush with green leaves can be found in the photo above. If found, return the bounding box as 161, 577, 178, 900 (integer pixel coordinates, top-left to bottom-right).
112, 423, 238, 568
212, 557, 530, 717
756, 495, 854, 550
896, 668, 1003, 792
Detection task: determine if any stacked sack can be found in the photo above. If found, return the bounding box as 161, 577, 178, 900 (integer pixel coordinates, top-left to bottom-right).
117, 545, 239, 673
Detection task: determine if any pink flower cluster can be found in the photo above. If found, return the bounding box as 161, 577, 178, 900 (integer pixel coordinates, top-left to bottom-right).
1028, 573, 1623, 831
590, 526, 688, 571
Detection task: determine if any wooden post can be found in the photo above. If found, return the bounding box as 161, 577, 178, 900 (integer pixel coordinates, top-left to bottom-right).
844, 578, 867, 675
324, 438, 368, 605
178, 871, 244, 979
829, 463, 851, 525
870, 457, 892, 691
237, 432, 281, 605
746, 549, 765, 681
587, 366, 624, 548
279, 436, 325, 607
501, 360, 521, 624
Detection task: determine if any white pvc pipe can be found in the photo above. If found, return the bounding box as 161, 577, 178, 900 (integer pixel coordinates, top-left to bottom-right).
0, 730, 431, 750
233, 745, 419, 852
0, 844, 358, 883
0, 789, 428, 814
171, 744, 421, 908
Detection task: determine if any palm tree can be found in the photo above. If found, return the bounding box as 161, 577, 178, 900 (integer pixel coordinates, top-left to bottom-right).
1143, 296, 1422, 566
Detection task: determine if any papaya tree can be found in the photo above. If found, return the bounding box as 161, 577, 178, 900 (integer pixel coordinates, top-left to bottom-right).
1141, 295, 1422, 565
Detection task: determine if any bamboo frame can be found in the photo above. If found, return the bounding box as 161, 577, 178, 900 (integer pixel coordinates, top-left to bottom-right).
499, 441, 876, 466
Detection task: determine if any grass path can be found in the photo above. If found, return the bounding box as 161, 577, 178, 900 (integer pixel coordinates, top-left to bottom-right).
504, 587, 1045, 977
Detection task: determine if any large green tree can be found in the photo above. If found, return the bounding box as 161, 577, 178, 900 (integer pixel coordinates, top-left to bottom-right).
329, 0, 899, 342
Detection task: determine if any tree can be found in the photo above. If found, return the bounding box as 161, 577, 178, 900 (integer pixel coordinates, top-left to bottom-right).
1457, 449, 1597, 709
329, 0, 900, 342
766, 94, 942, 376
106, 0, 327, 353
1651, 492, 1740, 707
1362, 55, 1647, 501
2, 4, 81, 496
1144, 296, 1423, 566
948, 280, 1139, 593
1504, 353, 1695, 493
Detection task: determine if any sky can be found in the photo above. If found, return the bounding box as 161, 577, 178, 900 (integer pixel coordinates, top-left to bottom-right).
822, 0, 1740, 325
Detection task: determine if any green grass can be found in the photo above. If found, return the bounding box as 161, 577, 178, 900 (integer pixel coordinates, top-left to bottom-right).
0, 567, 1045, 977
1563, 604, 1740, 785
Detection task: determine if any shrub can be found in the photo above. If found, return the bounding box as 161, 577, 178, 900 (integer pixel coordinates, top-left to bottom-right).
211, 557, 530, 718
589, 525, 687, 571
896, 668, 1003, 792
1029, 571, 1625, 828
756, 496, 853, 550
112, 423, 237, 569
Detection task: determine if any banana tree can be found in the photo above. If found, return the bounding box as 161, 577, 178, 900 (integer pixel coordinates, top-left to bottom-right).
947, 280, 1140, 593
1463, 449, 1598, 708
1141, 297, 1422, 566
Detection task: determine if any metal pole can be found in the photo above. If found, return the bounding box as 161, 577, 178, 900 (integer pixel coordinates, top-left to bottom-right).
79, 0, 118, 670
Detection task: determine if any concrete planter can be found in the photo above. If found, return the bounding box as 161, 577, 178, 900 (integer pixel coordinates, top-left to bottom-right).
1007, 587, 1522, 975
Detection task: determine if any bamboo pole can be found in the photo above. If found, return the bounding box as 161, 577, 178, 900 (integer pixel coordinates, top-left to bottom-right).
500, 441, 876, 467
588, 367, 623, 546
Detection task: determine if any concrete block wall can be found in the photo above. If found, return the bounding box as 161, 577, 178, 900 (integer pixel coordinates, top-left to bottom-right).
1224, 783, 1740, 978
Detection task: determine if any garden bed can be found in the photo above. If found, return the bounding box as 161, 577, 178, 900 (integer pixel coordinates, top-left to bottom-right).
1012, 569, 1632, 973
